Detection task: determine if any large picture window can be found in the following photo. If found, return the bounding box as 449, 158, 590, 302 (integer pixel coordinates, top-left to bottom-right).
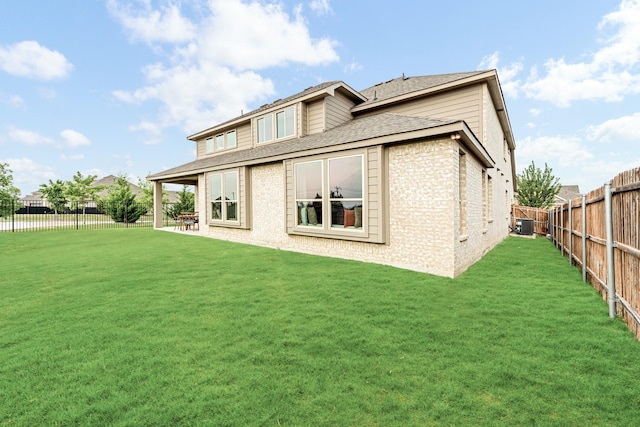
210, 171, 238, 222
257, 105, 295, 143
294, 154, 364, 231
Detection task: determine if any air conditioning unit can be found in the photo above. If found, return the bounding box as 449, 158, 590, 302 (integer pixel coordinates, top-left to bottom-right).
515, 218, 534, 236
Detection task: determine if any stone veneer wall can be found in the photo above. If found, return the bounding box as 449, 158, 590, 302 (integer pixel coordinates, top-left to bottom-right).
199, 137, 507, 278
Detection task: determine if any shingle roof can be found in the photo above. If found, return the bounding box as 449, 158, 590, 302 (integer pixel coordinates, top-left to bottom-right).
188, 81, 346, 138
150, 113, 458, 179
358, 71, 489, 107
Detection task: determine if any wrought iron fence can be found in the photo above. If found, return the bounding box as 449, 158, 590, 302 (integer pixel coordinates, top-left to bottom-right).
0, 199, 176, 232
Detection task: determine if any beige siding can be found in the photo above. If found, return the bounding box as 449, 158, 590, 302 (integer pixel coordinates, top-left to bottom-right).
195, 122, 251, 159
357, 85, 482, 137
236, 122, 252, 151
196, 139, 206, 159
307, 99, 324, 134
325, 91, 355, 130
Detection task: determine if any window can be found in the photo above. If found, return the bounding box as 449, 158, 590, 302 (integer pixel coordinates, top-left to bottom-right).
488, 175, 493, 221
210, 171, 239, 222
215, 134, 225, 150
294, 154, 364, 231
482, 170, 487, 228
257, 105, 295, 143
459, 150, 467, 236
226, 130, 236, 148
206, 130, 237, 153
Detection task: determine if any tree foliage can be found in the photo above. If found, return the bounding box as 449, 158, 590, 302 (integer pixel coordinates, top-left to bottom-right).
39, 179, 68, 214
516, 161, 561, 209
0, 163, 22, 217
168, 185, 195, 218
137, 175, 169, 206
99, 174, 148, 223
65, 171, 103, 213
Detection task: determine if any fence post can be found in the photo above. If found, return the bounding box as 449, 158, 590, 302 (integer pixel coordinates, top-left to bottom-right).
581, 194, 587, 282
11, 199, 15, 233
560, 205, 564, 256
75, 201, 79, 230
604, 182, 616, 319
581, 194, 587, 283
568, 201, 573, 265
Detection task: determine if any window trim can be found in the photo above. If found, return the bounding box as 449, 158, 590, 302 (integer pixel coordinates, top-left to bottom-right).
205, 129, 237, 153
206, 168, 249, 229
256, 105, 296, 144
290, 151, 369, 239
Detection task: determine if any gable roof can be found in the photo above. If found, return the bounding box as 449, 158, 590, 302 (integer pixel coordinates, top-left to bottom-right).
187, 80, 366, 140
357, 71, 488, 108
149, 112, 492, 182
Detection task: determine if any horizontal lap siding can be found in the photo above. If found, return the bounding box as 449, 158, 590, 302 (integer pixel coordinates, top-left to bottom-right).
307, 100, 324, 134
367, 146, 382, 242
284, 160, 294, 233
358, 86, 481, 137
236, 122, 252, 150
325, 92, 355, 130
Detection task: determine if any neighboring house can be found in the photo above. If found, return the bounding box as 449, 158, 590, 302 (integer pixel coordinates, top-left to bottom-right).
554, 185, 581, 206
148, 70, 517, 278
19, 175, 179, 208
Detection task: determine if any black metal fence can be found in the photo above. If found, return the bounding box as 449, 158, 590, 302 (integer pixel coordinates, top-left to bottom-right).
0, 199, 176, 232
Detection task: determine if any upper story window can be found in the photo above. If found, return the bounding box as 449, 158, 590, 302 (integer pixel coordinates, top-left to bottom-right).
257, 105, 295, 143
206, 130, 237, 153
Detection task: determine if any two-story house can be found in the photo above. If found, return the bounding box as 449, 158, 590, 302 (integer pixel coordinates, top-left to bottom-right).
148, 70, 516, 277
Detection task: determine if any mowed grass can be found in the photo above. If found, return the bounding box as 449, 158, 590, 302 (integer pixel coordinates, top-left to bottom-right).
1, 229, 640, 426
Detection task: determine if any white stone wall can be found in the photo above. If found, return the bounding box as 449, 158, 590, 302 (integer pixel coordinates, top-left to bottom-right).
198, 139, 462, 277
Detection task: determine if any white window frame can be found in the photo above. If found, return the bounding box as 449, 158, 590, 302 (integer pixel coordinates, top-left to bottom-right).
293, 153, 365, 234
209, 170, 239, 224
257, 105, 296, 144
206, 129, 237, 153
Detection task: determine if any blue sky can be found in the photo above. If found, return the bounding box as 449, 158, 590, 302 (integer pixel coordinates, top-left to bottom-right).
1, 0, 639, 196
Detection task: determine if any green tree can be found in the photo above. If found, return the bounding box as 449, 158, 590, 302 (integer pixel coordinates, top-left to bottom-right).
65, 171, 104, 220
168, 185, 195, 218
100, 174, 148, 223
137, 175, 169, 206
515, 161, 561, 209
0, 163, 22, 217
39, 179, 68, 214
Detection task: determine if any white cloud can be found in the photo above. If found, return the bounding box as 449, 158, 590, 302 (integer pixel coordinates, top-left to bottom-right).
1, 94, 26, 109
529, 108, 542, 117
478, 51, 523, 98
1, 157, 57, 195
60, 129, 91, 147
516, 135, 593, 168
309, 0, 332, 15
60, 154, 85, 161
200, 0, 339, 71
0, 41, 73, 80
522, 0, 640, 106
343, 60, 363, 74
585, 112, 640, 142
8, 127, 54, 146
107, 0, 196, 44
111, 0, 340, 134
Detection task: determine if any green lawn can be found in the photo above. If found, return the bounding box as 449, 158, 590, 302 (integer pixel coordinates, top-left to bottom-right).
1, 229, 639, 426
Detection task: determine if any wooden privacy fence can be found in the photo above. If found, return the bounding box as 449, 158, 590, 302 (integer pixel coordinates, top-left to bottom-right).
511, 205, 549, 235
549, 166, 640, 339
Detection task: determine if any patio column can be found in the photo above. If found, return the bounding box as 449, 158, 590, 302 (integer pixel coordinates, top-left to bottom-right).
153, 181, 164, 229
